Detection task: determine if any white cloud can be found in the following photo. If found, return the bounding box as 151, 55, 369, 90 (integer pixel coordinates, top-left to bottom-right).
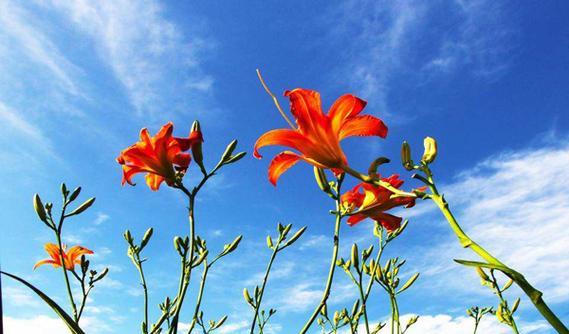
346, 314, 551, 334
42, 0, 214, 115
3, 314, 117, 334
93, 212, 110, 226
4, 315, 68, 334
3, 286, 41, 308
414, 143, 569, 303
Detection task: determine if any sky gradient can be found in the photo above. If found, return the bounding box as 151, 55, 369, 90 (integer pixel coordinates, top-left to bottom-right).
1, 1, 569, 333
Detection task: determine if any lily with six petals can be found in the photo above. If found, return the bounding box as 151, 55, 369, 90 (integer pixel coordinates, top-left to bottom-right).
34, 243, 93, 270
117, 122, 203, 191
254, 88, 388, 185
341, 175, 417, 231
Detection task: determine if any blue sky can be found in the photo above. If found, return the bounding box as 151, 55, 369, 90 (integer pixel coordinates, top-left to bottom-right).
1, 1, 569, 333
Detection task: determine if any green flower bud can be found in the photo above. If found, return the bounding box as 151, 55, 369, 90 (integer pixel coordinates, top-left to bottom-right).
401, 141, 414, 170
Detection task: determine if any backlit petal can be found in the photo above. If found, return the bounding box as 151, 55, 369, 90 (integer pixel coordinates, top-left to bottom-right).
347, 214, 367, 226
338, 115, 388, 141
328, 94, 367, 133
268, 151, 302, 186
284, 89, 327, 134
254, 129, 307, 159
34, 259, 58, 270
145, 173, 165, 191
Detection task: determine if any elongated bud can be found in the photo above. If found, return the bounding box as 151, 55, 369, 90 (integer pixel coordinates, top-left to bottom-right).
313, 167, 331, 193
33, 194, 48, 223
174, 236, 184, 255
320, 304, 328, 317
94, 268, 109, 283
401, 141, 414, 170
191, 121, 205, 170
266, 235, 274, 249
283, 226, 307, 247
192, 250, 209, 267
220, 140, 237, 163
421, 137, 437, 164
351, 244, 359, 272
224, 151, 246, 165
124, 230, 133, 244
68, 187, 81, 202
243, 288, 253, 306
501, 279, 514, 291
282, 224, 292, 237
61, 183, 68, 199
68, 198, 96, 216
223, 235, 243, 255
213, 315, 228, 329
511, 298, 521, 314
476, 267, 490, 282
397, 273, 420, 294
140, 228, 153, 250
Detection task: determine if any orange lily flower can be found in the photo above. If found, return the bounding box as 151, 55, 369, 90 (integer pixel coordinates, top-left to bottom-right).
34, 243, 93, 270
341, 175, 416, 231
254, 88, 388, 185
117, 122, 203, 191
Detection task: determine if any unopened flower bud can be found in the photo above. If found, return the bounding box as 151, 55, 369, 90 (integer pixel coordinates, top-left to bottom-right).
313, 167, 331, 193
421, 137, 437, 164
401, 141, 414, 170
191, 121, 205, 171
33, 194, 48, 223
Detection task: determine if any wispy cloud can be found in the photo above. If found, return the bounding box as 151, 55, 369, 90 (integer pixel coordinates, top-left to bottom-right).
43, 0, 215, 116
328, 0, 516, 119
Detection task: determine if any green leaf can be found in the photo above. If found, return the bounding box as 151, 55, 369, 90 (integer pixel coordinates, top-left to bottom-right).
1, 271, 85, 334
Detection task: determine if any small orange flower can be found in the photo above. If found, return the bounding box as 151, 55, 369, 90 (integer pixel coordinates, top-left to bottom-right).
34, 243, 93, 270
341, 175, 416, 231
117, 122, 203, 191
254, 88, 388, 185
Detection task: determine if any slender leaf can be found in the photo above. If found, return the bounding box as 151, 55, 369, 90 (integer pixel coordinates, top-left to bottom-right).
1, 271, 85, 334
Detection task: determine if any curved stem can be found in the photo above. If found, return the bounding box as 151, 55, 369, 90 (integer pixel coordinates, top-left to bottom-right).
187, 261, 209, 334
425, 168, 569, 334
390, 294, 400, 334
250, 238, 282, 333
53, 203, 79, 322
134, 253, 149, 334
299, 182, 343, 334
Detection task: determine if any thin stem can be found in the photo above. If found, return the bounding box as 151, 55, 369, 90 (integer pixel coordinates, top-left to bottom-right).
187, 260, 209, 333
357, 273, 371, 334
54, 203, 78, 322
390, 294, 400, 334
299, 179, 343, 334
134, 253, 149, 334
256, 69, 296, 129
423, 167, 569, 334
249, 237, 282, 333
169, 195, 195, 334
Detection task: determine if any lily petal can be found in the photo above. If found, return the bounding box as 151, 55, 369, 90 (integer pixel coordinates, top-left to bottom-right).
268, 151, 302, 186
33, 259, 58, 270
145, 173, 165, 191
328, 94, 367, 133
339, 115, 388, 140
254, 129, 307, 159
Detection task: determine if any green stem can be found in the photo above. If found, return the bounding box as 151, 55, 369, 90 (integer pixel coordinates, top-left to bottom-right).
390, 294, 400, 334
188, 260, 209, 334
250, 237, 282, 334
426, 169, 569, 334
357, 274, 371, 334
55, 231, 78, 322
169, 197, 195, 334
299, 181, 343, 334
135, 253, 149, 334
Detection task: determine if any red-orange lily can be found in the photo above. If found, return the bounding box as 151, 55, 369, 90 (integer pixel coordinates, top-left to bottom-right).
117, 122, 203, 191
254, 88, 388, 185
341, 175, 416, 231
34, 243, 93, 270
